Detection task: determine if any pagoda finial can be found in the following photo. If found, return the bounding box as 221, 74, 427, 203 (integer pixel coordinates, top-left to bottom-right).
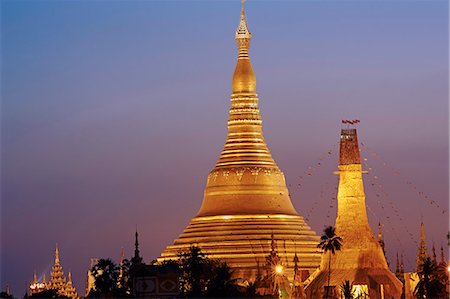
120, 247, 125, 265
33, 272, 37, 284
432, 242, 437, 264
68, 272, 72, 283
135, 230, 140, 257
231, 0, 255, 94
416, 221, 428, 271
236, 0, 251, 43
440, 244, 445, 264
400, 253, 404, 273
270, 233, 276, 253
131, 228, 143, 266
395, 252, 399, 273
55, 243, 60, 265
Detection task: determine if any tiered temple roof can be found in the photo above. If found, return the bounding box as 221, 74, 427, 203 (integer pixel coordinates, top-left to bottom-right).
28, 245, 79, 299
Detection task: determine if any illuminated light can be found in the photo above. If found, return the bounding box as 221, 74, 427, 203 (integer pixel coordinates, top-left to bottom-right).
223, 215, 232, 220
275, 264, 283, 275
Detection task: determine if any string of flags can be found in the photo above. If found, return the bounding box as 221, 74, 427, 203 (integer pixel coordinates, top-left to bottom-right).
363, 158, 418, 247
296, 142, 338, 189
292, 143, 338, 222
366, 202, 403, 248
341, 119, 360, 125
361, 142, 447, 215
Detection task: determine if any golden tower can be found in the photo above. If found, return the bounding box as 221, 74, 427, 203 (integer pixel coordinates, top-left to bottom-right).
159, 1, 321, 283
416, 221, 428, 271
305, 126, 402, 298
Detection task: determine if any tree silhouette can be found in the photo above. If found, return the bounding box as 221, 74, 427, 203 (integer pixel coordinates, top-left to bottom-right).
340, 280, 354, 299
176, 246, 251, 298
89, 258, 119, 298
178, 246, 212, 298
414, 257, 447, 299
206, 262, 240, 298
0, 291, 13, 299
29, 289, 69, 299
318, 226, 342, 299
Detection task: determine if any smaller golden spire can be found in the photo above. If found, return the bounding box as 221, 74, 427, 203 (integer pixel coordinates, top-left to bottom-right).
395, 252, 399, 273
55, 243, 60, 265
400, 253, 404, 273
417, 221, 428, 270
432, 243, 437, 264
120, 248, 125, 265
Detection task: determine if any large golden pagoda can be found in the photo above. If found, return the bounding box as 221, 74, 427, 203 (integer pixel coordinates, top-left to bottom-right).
305, 126, 402, 298
158, 1, 321, 283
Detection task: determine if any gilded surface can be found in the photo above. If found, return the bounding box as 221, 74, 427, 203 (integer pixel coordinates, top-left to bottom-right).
159, 3, 321, 284
305, 129, 402, 298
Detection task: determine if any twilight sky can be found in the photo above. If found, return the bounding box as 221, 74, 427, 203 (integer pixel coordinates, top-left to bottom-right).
1, 0, 448, 295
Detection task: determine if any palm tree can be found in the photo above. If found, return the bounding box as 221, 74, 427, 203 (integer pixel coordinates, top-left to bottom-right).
90, 258, 119, 298
318, 226, 342, 299
414, 257, 447, 299
178, 246, 212, 297
340, 280, 354, 299
206, 262, 239, 298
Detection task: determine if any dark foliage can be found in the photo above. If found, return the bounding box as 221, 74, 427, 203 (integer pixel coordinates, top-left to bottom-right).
0, 292, 13, 299
414, 257, 448, 299
29, 289, 69, 299
318, 226, 343, 299
88, 258, 132, 298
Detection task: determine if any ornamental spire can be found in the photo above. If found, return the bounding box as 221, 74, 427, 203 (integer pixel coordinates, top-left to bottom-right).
416, 221, 428, 271
55, 243, 60, 265
131, 229, 143, 266
432, 243, 437, 264
231, 0, 256, 95
235, 0, 252, 42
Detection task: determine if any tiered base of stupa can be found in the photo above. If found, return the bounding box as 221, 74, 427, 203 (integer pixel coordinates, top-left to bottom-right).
158, 214, 321, 283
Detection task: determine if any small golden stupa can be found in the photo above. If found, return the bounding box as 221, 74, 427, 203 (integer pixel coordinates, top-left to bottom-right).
305, 125, 403, 298
158, 0, 321, 283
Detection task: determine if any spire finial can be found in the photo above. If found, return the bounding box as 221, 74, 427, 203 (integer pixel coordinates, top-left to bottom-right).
416, 221, 428, 271
131, 228, 143, 265
55, 243, 60, 264
400, 253, 404, 273
395, 252, 399, 273
120, 247, 125, 265
235, 0, 251, 43
432, 242, 437, 263
135, 230, 139, 253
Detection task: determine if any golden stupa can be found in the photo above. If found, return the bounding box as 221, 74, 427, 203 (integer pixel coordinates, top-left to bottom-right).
158, 1, 321, 283
305, 126, 403, 298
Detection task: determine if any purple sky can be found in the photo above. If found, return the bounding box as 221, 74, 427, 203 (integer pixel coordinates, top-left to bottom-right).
2, 0, 448, 295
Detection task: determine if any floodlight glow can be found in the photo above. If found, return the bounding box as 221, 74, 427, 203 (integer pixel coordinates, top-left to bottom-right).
275, 264, 283, 274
